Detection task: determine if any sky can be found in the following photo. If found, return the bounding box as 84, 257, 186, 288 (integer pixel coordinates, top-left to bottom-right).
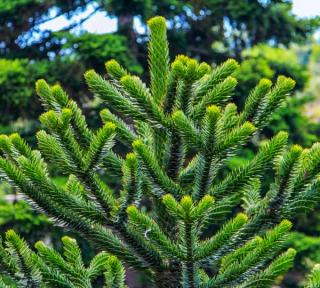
39, 0, 320, 35
292, 0, 320, 17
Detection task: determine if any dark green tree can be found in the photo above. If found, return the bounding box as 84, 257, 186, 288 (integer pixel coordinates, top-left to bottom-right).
1, 0, 317, 122
0, 16, 320, 287
0, 0, 179, 60
0, 230, 126, 287
1, 0, 318, 62
171, 0, 320, 61
0, 0, 94, 59
233, 44, 317, 147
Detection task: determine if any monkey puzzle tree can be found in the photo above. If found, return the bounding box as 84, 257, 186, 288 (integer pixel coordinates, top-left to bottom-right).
0, 230, 126, 287
0, 16, 320, 287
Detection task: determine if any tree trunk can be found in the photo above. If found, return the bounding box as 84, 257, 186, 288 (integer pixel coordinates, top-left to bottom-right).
154, 267, 182, 288
118, 14, 138, 57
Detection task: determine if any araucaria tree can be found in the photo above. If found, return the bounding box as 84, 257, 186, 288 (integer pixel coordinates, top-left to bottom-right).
0, 16, 320, 288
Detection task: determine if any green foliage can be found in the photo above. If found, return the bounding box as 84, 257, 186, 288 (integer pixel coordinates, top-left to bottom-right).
0, 57, 83, 124
164, 0, 320, 61
235, 44, 318, 147
0, 230, 126, 287
56, 32, 143, 74
0, 41, 141, 127
306, 264, 320, 288
0, 59, 32, 107
266, 96, 319, 147
1, 0, 317, 69
0, 16, 320, 287
289, 232, 320, 272
147, 16, 169, 104
0, 183, 48, 233
239, 44, 309, 91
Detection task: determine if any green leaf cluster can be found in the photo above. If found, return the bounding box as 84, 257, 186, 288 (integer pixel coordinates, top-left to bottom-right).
0, 230, 126, 288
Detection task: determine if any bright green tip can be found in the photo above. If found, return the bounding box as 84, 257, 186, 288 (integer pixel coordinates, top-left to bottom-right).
125, 153, 137, 167
106, 59, 127, 79
277, 76, 296, 89
201, 195, 214, 203
9, 133, 20, 141
5, 229, 15, 237
84, 69, 97, 81
162, 194, 175, 203
180, 195, 193, 209
287, 248, 297, 256
35, 79, 51, 98
287, 78, 296, 88
277, 131, 289, 140
126, 205, 138, 214
51, 84, 60, 90
291, 144, 303, 153
126, 152, 136, 161
255, 236, 263, 242
243, 121, 256, 131
206, 105, 220, 114
313, 264, 320, 271
61, 235, 71, 241
61, 108, 72, 116
226, 76, 238, 85
198, 62, 211, 75
108, 255, 118, 264
51, 84, 63, 95
120, 74, 132, 84
171, 61, 185, 75
8, 134, 22, 147
51, 84, 63, 93
187, 58, 198, 67
259, 78, 272, 88
0, 135, 11, 151
104, 121, 116, 131
40, 110, 56, 120
34, 240, 45, 249
224, 103, 237, 114
100, 109, 110, 116
39, 110, 60, 129
105, 60, 125, 77
51, 85, 68, 106
236, 213, 248, 222
0, 134, 9, 141
225, 59, 240, 69
100, 109, 112, 123
132, 139, 143, 149
105, 59, 119, 69
280, 219, 292, 229
172, 110, 184, 120
174, 55, 190, 64
35, 79, 48, 90
36, 130, 46, 138
62, 236, 76, 243
147, 16, 166, 29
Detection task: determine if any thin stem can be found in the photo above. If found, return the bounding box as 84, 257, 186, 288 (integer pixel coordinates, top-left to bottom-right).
194, 152, 212, 200
184, 221, 196, 288
166, 131, 184, 180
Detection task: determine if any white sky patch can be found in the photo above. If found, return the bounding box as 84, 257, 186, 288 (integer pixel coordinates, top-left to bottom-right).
81, 12, 117, 34
37, 0, 320, 35
292, 0, 320, 18
38, 3, 117, 34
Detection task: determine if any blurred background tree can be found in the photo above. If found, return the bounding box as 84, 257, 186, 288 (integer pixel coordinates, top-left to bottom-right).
1, 0, 320, 286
